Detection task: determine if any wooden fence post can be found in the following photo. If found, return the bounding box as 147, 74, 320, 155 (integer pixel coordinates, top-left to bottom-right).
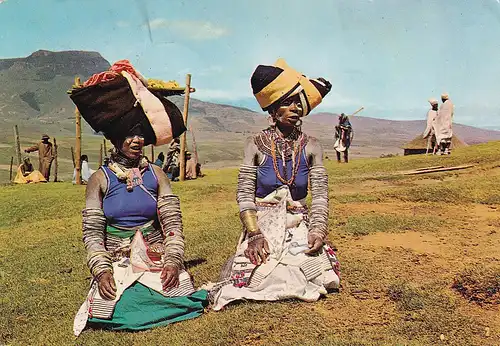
13, 125, 22, 166
71, 146, 75, 168
9, 156, 13, 181
75, 76, 82, 185
99, 143, 103, 166
179, 74, 192, 181
53, 138, 58, 182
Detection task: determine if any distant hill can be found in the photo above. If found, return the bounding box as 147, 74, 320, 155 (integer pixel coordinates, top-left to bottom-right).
0, 50, 110, 135
1, 49, 499, 163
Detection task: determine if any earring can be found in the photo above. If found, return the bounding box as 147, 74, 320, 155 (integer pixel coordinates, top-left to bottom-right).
295, 119, 303, 127
268, 115, 276, 126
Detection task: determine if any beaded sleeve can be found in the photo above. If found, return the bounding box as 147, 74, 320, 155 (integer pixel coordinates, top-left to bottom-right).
82, 208, 113, 278
236, 164, 257, 212
309, 166, 329, 239
158, 195, 185, 269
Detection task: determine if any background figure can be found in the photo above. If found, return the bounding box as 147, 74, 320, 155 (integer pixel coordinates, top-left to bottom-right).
185, 151, 197, 180
14, 157, 46, 184
435, 93, 454, 155
73, 155, 96, 184
423, 99, 439, 154
163, 138, 180, 181
154, 152, 165, 167
334, 113, 354, 163
24, 134, 54, 181
20, 157, 34, 177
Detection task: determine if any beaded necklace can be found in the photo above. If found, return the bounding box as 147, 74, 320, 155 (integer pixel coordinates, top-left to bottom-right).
108, 150, 149, 191
269, 127, 304, 186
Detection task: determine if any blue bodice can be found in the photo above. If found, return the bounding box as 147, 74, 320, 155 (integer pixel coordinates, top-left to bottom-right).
102, 164, 158, 228
256, 149, 309, 201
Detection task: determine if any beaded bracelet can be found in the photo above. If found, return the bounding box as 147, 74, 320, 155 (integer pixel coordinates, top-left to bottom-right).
248, 233, 265, 243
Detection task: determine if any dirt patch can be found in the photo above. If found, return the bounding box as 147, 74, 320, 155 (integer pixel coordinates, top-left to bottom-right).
355, 231, 450, 255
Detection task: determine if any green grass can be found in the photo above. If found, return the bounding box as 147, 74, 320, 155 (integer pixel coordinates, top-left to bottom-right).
342, 214, 445, 236
387, 281, 484, 345
1, 142, 499, 345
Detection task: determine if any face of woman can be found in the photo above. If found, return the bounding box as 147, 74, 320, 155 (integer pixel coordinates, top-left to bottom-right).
119, 135, 145, 159
272, 95, 303, 127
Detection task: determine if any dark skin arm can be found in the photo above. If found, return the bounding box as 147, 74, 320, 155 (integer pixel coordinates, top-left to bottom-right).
151, 165, 180, 291
304, 136, 325, 254
85, 170, 116, 300
241, 136, 269, 265
85, 165, 179, 299
241, 135, 324, 263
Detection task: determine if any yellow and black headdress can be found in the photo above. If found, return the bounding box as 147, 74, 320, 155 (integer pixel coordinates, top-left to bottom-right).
251, 58, 331, 116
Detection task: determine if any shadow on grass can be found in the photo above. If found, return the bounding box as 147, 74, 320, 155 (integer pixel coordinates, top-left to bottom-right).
387, 281, 484, 345
452, 264, 500, 306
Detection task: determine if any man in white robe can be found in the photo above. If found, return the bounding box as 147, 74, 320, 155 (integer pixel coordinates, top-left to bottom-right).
435, 93, 454, 155
423, 99, 439, 154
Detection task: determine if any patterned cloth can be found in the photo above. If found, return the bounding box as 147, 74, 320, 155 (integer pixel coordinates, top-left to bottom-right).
73, 231, 207, 336
210, 186, 340, 310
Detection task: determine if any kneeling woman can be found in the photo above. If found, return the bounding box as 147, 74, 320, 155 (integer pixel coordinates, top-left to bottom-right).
211, 59, 340, 310
74, 133, 207, 335
70, 63, 207, 335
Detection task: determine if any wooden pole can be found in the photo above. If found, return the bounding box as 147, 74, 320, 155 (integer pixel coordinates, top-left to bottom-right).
151, 145, 155, 162
71, 146, 75, 168
9, 156, 13, 182
179, 74, 192, 181
103, 139, 107, 157
13, 125, 22, 166
190, 125, 199, 167
53, 138, 58, 182
75, 76, 82, 185
99, 143, 103, 166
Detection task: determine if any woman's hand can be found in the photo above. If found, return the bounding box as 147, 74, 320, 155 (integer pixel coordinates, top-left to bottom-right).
97, 271, 116, 300
244, 232, 270, 265
161, 265, 179, 290
304, 232, 323, 255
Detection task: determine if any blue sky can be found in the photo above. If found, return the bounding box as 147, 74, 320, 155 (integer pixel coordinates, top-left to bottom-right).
1, 0, 500, 128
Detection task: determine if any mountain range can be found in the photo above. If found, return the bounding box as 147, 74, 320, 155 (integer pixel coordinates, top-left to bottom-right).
1, 50, 499, 166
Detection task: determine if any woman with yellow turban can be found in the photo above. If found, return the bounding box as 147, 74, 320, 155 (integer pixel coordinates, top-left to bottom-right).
210, 59, 340, 309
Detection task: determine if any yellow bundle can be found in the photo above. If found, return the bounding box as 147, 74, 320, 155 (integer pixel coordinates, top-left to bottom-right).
147, 78, 181, 89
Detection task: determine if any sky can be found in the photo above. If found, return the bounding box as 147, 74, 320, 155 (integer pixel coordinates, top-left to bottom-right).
1, 0, 500, 128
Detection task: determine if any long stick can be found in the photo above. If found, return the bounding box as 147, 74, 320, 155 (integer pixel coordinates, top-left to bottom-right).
190, 125, 199, 167
13, 125, 22, 166
9, 156, 13, 181
53, 138, 58, 182
75, 76, 82, 185
71, 146, 75, 168
99, 144, 103, 166
103, 139, 107, 158
179, 74, 192, 181
350, 106, 364, 117
151, 145, 155, 162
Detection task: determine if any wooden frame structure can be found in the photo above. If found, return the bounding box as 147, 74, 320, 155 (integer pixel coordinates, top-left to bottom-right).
70, 74, 195, 185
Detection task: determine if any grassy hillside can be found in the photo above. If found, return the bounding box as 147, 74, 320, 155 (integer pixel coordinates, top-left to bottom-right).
0, 140, 499, 345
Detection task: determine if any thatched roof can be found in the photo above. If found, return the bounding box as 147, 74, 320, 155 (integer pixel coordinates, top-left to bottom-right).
401, 135, 468, 149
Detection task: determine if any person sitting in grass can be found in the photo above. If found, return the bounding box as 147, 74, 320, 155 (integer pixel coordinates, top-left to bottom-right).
209, 59, 340, 310
70, 67, 207, 336
13, 157, 46, 184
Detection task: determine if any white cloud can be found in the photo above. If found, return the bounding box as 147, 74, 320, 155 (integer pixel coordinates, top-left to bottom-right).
199, 65, 224, 76
116, 21, 130, 28
194, 88, 250, 101
149, 18, 168, 29
147, 18, 228, 40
